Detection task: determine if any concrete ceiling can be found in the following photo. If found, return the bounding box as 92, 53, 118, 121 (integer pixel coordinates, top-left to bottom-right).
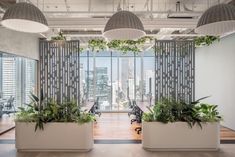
0, 0, 233, 40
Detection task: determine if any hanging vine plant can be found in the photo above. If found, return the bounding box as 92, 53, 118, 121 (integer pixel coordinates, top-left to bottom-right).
87, 36, 154, 53
107, 40, 139, 53
88, 39, 107, 52
51, 31, 66, 41
194, 36, 220, 47
79, 47, 84, 52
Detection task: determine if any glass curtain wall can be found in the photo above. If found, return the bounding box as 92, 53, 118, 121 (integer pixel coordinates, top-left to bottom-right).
0, 52, 37, 109
80, 50, 155, 112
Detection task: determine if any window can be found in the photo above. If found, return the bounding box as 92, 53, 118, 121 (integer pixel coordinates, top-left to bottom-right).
0, 52, 37, 108
80, 50, 155, 112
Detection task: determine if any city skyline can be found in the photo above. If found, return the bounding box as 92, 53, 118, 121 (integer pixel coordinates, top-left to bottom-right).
80, 52, 155, 111
0, 55, 36, 107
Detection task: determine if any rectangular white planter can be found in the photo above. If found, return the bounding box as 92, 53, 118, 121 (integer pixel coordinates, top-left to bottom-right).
142, 121, 220, 151
15, 122, 93, 152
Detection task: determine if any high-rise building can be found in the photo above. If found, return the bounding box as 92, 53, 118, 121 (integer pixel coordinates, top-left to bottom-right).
85, 67, 111, 109
80, 63, 85, 102
121, 58, 134, 99
0, 57, 36, 107
2, 57, 16, 102
128, 79, 135, 99
145, 70, 155, 98
112, 81, 118, 107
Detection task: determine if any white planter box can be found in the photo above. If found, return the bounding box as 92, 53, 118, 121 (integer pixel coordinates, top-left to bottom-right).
15, 122, 93, 152
142, 121, 220, 151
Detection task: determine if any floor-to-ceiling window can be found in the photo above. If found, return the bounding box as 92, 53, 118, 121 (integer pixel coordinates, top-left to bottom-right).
80, 50, 155, 112
0, 52, 37, 109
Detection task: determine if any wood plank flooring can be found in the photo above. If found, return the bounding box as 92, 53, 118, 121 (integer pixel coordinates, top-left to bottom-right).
94, 113, 141, 140
0, 113, 235, 141
221, 126, 235, 140
0, 115, 15, 135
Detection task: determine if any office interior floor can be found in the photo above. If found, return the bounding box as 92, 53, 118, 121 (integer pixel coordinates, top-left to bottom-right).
1, 113, 235, 141
0, 115, 15, 135
0, 113, 235, 157
1, 143, 235, 157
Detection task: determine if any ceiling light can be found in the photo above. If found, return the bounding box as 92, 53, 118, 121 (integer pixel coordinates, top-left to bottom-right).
195, 4, 235, 35
1, 2, 48, 33
103, 11, 146, 40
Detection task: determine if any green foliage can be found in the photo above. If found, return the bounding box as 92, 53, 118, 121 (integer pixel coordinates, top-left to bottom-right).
16, 93, 95, 131
79, 47, 84, 52
88, 36, 154, 53
51, 31, 66, 41
16, 106, 38, 122
195, 36, 219, 47
142, 97, 222, 128
76, 112, 96, 124
193, 103, 222, 122
88, 39, 107, 51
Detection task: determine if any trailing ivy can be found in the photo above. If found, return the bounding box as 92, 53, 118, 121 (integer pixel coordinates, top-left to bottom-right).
50, 33, 154, 53
88, 36, 154, 53
194, 36, 219, 47
88, 39, 107, 51
51, 31, 66, 41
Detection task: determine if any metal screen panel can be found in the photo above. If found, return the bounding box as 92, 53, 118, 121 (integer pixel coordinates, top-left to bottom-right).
39, 40, 80, 104
155, 40, 195, 103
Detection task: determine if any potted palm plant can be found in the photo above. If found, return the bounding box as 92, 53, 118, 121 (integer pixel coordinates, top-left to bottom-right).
142, 97, 222, 151
15, 93, 95, 152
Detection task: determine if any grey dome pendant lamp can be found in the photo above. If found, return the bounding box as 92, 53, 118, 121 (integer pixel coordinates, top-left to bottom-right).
1, 2, 48, 33
195, 3, 235, 36
103, 10, 146, 40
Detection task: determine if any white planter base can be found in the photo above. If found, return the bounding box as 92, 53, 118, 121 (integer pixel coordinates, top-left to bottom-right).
142, 122, 220, 151
15, 122, 94, 152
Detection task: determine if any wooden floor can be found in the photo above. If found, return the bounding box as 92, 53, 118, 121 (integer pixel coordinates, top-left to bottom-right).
221, 126, 235, 140
94, 113, 141, 140
0, 115, 15, 135
0, 113, 235, 140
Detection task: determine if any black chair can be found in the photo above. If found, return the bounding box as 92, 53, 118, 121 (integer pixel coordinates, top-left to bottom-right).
127, 98, 134, 117
92, 97, 101, 117
3, 96, 16, 116
0, 104, 3, 118
134, 109, 142, 134
129, 101, 143, 134
130, 101, 139, 124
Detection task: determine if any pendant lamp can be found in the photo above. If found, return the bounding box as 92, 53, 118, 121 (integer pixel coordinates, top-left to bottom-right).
1, 2, 48, 33
195, 3, 235, 35
103, 11, 145, 40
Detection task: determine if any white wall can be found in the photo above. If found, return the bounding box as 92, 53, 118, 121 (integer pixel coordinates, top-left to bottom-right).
195, 33, 235, 130
0, 27, 39, 60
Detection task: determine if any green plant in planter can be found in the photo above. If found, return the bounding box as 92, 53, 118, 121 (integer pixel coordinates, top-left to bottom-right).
194, 36, 219, 47
151, 98, 175, 123
142, 96, 221, 128
16, 93, 95, 131
16, 106, 38, 122
193, 103, 222, 122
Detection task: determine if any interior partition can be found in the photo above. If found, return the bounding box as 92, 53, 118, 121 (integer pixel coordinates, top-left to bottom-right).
39, 40, 80, 104
155, 40, 195, 103
195, 33, 235, 130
